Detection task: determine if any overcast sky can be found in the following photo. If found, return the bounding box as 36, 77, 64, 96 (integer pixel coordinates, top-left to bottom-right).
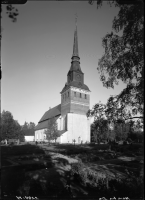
1, 1, 126, 125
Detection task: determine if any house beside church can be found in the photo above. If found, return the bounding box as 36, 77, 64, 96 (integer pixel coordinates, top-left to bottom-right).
35, 18, 91, 144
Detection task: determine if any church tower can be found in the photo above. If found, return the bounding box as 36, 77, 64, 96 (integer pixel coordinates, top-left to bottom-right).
60, 15, 91, 144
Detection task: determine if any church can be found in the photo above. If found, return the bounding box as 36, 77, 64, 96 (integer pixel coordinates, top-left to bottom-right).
35, 18, 91, 144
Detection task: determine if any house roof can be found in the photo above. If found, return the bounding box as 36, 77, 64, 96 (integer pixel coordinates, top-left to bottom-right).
25, 133, 35, 136
60, 81, 90, 94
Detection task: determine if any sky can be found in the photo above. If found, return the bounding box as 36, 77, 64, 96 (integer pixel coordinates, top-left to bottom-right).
1, 1, 126, 125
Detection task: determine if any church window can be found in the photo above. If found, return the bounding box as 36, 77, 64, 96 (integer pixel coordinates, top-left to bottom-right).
85, 94, 87, 99
80, 93, 82, 98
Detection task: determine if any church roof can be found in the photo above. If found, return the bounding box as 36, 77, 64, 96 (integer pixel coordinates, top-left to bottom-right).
35, 104, 61, 131
68, 61, 83, 75
72, 20, 79, 57
60, 81, 90, 94
35, 116, 60, 131
38, 104, 61, 123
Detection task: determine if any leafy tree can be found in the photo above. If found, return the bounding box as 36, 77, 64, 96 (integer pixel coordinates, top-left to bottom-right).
92, 118, 109, 143
1, 4, 19, 22
44, 117, 59, 144
1, 110, 22, 140
1, 3, 19, 92
88, 102, 111, 143
87, 101, 134, 142
90, 123, 97, 143
52, 129, 61, 144
113, 119, 130, 141
21, 121, 35, 139
88, 0, 144, 121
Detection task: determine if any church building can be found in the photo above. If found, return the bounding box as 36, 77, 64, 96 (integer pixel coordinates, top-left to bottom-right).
35, 18, 91, 144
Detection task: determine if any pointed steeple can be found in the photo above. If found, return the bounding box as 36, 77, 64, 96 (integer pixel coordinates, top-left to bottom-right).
69, 14, 82, 73
60, 14, 90, 94
72, 13, 79, 57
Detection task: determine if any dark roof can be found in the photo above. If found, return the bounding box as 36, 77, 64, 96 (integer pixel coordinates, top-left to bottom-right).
60, 81, 90, 94
39, 104, 61, 123
35, 115, 60, 131
25, 132, 35, 136
35, 104, 61, 131
68, 63, 83, 74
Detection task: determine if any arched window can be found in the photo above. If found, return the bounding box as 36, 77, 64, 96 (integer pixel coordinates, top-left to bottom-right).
85, 94, 87, 99
74, 92, 76, 97
80, 93, 82, 98
68, 91, 69, 97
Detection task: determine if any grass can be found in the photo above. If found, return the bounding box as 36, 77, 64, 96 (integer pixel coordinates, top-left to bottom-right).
2, 143, 45, 156
1, 143, 144, 199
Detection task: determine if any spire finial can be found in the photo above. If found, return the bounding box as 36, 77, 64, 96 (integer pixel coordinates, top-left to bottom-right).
72, 13, 79, 58
75, 12, 77, 27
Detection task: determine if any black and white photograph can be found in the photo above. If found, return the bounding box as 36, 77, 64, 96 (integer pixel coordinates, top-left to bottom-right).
1, 0, 144, 199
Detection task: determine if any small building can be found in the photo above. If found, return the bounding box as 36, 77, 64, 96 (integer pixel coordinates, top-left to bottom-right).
24, 133, 35, 142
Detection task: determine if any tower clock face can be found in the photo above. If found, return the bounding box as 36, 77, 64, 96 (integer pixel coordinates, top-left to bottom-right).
76, 74, 81, 81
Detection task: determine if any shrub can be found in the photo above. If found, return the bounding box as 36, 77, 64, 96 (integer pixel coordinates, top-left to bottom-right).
71, 161, 108, 188
70, 159, 143, 198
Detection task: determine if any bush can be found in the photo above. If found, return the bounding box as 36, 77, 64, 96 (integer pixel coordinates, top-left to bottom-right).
71, 162, 108, 188
70, 161, 143, 198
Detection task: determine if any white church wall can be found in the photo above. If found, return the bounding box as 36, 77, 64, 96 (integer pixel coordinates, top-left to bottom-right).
35, 117, 61, 142
60, 113, 90, 144
35, 114, 91, 144
35, 129, 46, 142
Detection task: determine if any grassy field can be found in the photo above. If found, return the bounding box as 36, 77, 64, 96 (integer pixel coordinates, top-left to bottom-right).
1, 143, 144, 199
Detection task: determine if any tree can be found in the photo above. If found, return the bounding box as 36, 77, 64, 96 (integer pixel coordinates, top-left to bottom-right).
21, 121, 35, 140
87, 102, 110, 143
89, 0, 144, 121
44, 117, 59, 144
1, 4, 19, 23
87, 101, 132, 142
113, 119, 129, 141
93, 118, 109, 143
0, 110, 22, 140
52, 129, 61, 144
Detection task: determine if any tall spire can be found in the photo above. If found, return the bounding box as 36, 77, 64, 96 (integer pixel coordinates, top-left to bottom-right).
72, 13, 79, 57
68, 14, 83, 75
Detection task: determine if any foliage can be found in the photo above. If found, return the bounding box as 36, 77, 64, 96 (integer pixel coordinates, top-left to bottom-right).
21, 121, 35, 137
88, 102, 110, 142
44, 117, 59, 143
52, 128, 61, 143
71, 161, 109, 188
88, 101, 142, 142
1, 4, 19, 22
88, 0, 144, 127
92, 118, 109, 143
113, 119, 130, 141
0, 110, 23, 141
71, 159, 143, 198
128, 130, 143, 142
